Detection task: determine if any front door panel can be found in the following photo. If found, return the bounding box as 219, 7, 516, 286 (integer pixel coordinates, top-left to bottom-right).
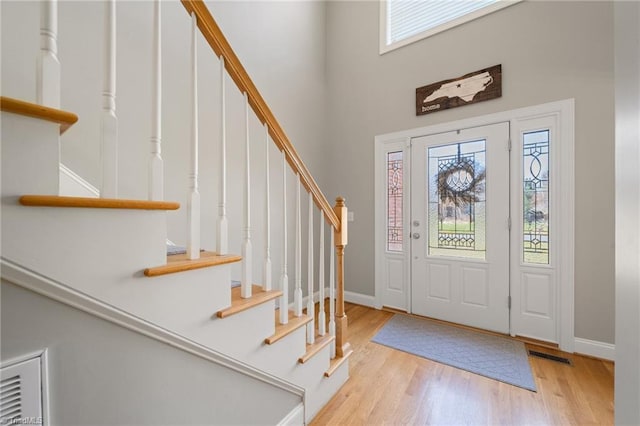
411, 122, 510, 333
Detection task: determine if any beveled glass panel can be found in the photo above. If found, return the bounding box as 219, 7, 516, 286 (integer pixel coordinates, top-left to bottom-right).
387, 151, 403, 252
523, 130, 549, 264
428, 140, 486, 259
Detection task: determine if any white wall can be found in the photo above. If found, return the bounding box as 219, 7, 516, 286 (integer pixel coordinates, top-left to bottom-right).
325, 1, 615, 344
614, 2, 640, 424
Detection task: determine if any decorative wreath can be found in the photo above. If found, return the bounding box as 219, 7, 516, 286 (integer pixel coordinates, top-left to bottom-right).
437, 161, 486, 206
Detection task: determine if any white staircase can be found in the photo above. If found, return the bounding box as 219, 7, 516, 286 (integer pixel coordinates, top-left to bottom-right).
1, 97, 349, 425
0, 0, 352, 423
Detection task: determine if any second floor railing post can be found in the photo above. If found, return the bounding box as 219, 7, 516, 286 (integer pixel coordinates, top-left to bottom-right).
334, 197, 351, 358
37, 0, 60, 109
101, 0, 118, 198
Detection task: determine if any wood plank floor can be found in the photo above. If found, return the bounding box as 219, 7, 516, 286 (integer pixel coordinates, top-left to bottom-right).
311, 303, 614, 425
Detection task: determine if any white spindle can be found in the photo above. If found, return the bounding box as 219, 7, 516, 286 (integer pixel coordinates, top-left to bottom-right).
101, 0, 118, 198
187, 12, 200, 260
241, 92, 252, 299
217, 56, 228, 254
318, 214, 326, 336
294, 176, 303, 316
263, 124, 272, 291
149, 0, 163, 200
37, 0, 60, 108
279, 151, 289, 325
307, 196, 315, 344
329, 230, 336, 358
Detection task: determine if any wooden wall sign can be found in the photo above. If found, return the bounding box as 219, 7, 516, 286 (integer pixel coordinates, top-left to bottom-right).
416, 64, 501, 116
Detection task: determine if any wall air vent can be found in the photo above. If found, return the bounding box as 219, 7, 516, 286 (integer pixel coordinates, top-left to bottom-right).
0, 355, 46, 425
1, 375, 23, 422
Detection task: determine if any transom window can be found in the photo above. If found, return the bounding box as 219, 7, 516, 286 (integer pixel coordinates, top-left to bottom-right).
380, 0, 522, 54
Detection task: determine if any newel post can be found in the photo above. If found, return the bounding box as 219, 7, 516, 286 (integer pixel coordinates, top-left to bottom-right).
333, 196, 352, 357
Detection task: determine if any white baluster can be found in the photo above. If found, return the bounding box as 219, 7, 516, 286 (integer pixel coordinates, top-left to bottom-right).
37, 0, 60, 108
318, 214, 326, 336
101, 0, 118, 198
263, 124, 272, 291
216, 56, 228, 254
307, 195, 315, 344
279, 151, 289, 325
149, 0, 163, 201
294, 175, 303, 317
187, 12, 200, 260
241, 92, 252, 299
329, 229, 336, 358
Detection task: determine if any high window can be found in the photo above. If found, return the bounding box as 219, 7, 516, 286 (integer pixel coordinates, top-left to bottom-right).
380, 0, 521, 54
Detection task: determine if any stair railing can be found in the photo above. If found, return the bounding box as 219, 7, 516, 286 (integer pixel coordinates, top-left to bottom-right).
35, 0, 351, 359
181, 0, 351, 357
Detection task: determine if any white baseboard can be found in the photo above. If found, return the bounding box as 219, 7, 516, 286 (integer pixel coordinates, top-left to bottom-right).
344, 291, 376, 308
574, 337, 615, 361
285, 288, 376, 310
287, 288, 327, 311
277, 403, 304, 426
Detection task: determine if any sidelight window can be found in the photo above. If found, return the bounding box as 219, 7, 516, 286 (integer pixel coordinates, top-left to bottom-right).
387, 151, 404, 252
522, 130, 550, 264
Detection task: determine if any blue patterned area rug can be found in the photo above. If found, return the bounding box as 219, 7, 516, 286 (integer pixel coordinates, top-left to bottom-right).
372, 314, 536, 391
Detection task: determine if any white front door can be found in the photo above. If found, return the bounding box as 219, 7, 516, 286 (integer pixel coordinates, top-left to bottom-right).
410, 122, 510, 333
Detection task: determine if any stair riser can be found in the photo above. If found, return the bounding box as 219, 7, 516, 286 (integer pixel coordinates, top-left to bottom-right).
305, 358, 349, 423
245, 326, 308, 374
2, 113, 60, 196
2, 205, 166, 283
191, 301, 277, 357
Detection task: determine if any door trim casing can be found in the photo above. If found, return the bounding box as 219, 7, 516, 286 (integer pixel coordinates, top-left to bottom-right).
374, 99, 575, 352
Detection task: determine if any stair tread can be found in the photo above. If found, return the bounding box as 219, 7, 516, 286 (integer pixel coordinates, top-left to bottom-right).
144, 251, 242, 277
324, 349, 353, 377
1, 96, 78, 134
265, 310, 313, 345
217, 285, 282, 319
20, 195, 180, 211
298, 333, 335, 364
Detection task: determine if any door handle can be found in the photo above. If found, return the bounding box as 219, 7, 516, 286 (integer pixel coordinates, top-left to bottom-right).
412, 232, 421, 239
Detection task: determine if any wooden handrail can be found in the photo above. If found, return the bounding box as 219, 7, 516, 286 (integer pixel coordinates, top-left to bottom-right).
180, 0, 340, 231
